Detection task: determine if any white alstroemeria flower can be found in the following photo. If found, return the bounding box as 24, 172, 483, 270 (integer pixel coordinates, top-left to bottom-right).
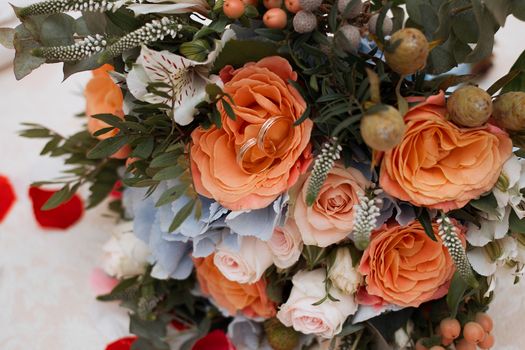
126, 29, 235, 126
493, 155, 525, 218
466, 207, 511, 247
467, 236, 518, 276
128, 0, 210, 16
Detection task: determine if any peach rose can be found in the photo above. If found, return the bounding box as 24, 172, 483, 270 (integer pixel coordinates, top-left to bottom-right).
190, 56, 313, 211
292, 164, 369, 247
380, 91, 513, 211
85, 64, 124, 140
194, 255, 276, 319
268, 219, 303, 269
359, 221, 458, 307
85, 64, 130, 159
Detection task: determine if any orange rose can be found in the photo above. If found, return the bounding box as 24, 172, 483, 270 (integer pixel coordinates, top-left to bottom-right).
194, 255, 276, 319
85, 64, 124, 140
359, 221, 458, 307
380, 92, 512, 211
190, 56, 313, 211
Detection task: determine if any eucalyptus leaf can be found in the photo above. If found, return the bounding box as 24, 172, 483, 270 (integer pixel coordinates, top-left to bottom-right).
40, 13, 76, 47
446, 272, 468, 318
168, 200, 195, 232
0, 28, 15, 49
13, 24, 45, 80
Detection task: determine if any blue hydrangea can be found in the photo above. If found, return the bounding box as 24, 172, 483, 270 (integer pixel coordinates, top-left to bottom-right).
123, 181, 288, 278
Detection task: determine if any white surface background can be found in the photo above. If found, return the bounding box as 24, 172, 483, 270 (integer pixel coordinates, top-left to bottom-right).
0, 2, 525, 349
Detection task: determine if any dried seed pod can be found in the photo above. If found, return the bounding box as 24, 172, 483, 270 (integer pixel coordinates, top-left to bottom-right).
338, 24, 361, 53
385, 28, 429, 75
360, 105, 406, 151
368, 13, 393, 36
447, 86, 493, 127
299, 0, 322, 11
293, 11, 317, 33
337, 0, 363, 19
492, 91, 525, 131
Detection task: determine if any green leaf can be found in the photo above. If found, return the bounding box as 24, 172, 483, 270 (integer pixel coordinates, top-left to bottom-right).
486, 68, 521, 95
501, 50, 525, 93
512, 0, 525, 21
465, 0, 496, 63
41, 184, 77, 211
150, 152, 181, 168
129, 315, 169, 349
447, 272, 468, 318
13, 24, 45, 80
87, 134, 128, 159
417, 208, 437, 241
470, 193, 500, 217
91, 113, 125, 128
168, 200, 195, 232
253, 28, 286, 41
132, 138, 155, 159
40, 136, 62, 155
20, 127, 52, 138
0, 28, 15, 49
221, 99, 236, 121
155, 184, 187, 207
484, 0, 512, 26
40, 13, 76, 46
212, 40, 279, 73
152, 165, 185, 181
509, 209, 525, 234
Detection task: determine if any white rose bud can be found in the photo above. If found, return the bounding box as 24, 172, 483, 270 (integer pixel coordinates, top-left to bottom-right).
328, 247, 362, 295
214, 236, 273, 284
102, 222, 151, 279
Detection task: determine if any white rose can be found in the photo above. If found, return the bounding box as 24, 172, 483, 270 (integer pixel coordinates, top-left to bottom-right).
277, 269, 358, 338
214, 236, 273, 284
102, 222, 151, 278
268, 219, 303, 269
328, 247, 362, 295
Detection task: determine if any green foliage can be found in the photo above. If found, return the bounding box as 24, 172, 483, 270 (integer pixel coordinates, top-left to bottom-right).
20, 123, 122, 210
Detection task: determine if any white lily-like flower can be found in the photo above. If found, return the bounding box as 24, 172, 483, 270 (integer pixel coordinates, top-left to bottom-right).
126, 29, 236, 126
467, 236, 518, 276
493, 155, 525, 218
128, 0, 211, 16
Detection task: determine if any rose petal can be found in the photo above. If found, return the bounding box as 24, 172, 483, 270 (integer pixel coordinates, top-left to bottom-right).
193, 330, 236, 350
90, 268, 119, 296
0, 175, 16, 223
105, 336, 138, 350
28, 186, 84, 230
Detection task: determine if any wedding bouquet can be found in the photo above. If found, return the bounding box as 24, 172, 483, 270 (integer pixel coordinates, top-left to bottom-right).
2, 0, 525, 348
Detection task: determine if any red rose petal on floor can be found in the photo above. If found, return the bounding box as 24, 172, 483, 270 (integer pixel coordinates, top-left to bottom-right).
29, 187, 84, 230
110, 180, 123, 199
0, 175, 16, 223
192, 330, 236, 350
105, 337, 138, 350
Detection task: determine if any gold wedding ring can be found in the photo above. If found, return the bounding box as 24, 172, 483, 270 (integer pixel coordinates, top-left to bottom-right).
256, 116, 293, 158
236, 138, 274, 174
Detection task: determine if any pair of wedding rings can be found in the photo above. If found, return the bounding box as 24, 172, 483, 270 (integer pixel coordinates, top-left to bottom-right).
236, 116, 294, 174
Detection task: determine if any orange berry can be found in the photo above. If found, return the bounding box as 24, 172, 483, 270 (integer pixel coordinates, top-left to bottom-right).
463, 321, 486, 344
439, 318, 461, 339
285, 0, 302, 13
415, 339, 429, 350
263, 8, 287, 28
455, 339, 477, 350
429, 347, 445, 350
441, 337, 453, 346
475, 312, 494, 332
242, 0, 258, 5
263, 0, 282, 8
223, 0, 245, 19
478, 333, 495, 349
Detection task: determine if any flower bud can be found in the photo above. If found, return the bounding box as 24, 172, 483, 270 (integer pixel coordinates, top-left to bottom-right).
328, 247, 362, 295
492, 91, 525, 131
385, 28, 429, 76
360, 105, 406, 151
447, 86, 492, 127
264, 318, 300, 350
